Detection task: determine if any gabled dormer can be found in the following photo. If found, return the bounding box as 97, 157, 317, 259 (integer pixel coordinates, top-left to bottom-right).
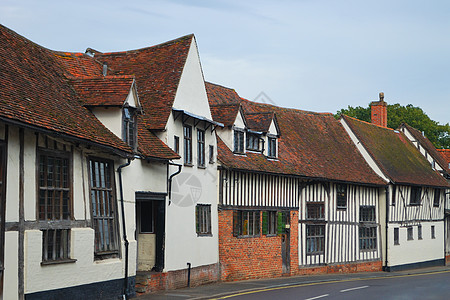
244, 112, 280, 158
70, 75, 141, 150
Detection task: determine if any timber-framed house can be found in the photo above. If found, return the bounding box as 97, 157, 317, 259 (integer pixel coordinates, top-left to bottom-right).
207, 82, 386, 280
341, 97, 450, 271
398, 123, 450, 265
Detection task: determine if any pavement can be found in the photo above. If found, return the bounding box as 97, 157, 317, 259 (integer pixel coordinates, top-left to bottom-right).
135, 265, 450, 300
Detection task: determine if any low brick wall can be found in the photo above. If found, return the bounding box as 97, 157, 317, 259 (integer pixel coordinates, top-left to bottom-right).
296, 260, 382, 275
218, 209, 299, 281
136, 263, 219, 295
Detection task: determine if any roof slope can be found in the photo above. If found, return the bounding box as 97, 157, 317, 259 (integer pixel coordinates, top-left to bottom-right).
69, 76, 135, 107
400, 123, 450, 173
0, 25, 131, 154
95, 35, 193, 130
343, 116, 449, 188
244, 112, 275, 133
437, 149, 450, 165
208, 83, 386, 186
206, 82, 241, 127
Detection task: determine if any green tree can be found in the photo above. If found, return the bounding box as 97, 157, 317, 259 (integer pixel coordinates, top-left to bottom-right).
335, 104, 450, 149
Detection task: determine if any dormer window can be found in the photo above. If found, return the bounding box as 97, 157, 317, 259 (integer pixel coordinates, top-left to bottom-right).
123, 107, 137, 148
246, 133, 260, 151
234, 129, 244, 154
268, 136, 277, 158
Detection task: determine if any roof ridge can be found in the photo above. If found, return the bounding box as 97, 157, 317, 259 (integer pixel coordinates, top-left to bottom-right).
97, 34, 194, 56
68, 75, 135, 80
343, 115, 396, 131
205, 81, 237, 91
241, 97, 333, 116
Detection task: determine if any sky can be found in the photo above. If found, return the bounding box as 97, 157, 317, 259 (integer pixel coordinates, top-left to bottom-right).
1, 0, 449, 124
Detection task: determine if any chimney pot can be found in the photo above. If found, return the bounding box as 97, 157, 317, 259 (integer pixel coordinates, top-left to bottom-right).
379, 92, 384, 101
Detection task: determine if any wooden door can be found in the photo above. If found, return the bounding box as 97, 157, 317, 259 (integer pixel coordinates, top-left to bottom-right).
281, 233, 290, 274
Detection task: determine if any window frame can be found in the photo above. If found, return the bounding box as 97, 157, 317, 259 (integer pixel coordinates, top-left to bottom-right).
233, 129, 245, 154
184, 125, 193, 165
246, 132, 260, 151
267, 136, 277, 158
410, 186, 421, 206
41, 229, 74, 264
174, 135, 180, 154
197, 129, 205, 167
306, 203, 325, 220
359, 206, 377, 251
431, 225, 436, 239
123, 107, 137, 149
336, 184, 347, 209
233, 210, 260, 238
306, 224, 325, 255
88, 157, 120, 259
195, 204, 212, 236
407, 226, 414, 240
209, 145, 214, 164
433, 188, 441, 207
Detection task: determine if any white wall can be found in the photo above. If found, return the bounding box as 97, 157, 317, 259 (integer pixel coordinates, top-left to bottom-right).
92, 108, 122, 138
387, 222, 444, 267
3, 232, 19, 300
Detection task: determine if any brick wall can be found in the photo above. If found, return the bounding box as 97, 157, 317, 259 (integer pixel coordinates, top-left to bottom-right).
370, 100, 387, 127
446, 255, 450, 265
218, 209, 299, 281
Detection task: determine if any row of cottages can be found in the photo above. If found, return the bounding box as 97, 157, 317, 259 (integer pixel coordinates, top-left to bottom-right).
396, 123, 450, 264
205, 82, 388, 280
0, 25, 220, 299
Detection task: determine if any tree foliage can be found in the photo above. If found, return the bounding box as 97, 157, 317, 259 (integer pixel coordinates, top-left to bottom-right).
335, 103, 450, 149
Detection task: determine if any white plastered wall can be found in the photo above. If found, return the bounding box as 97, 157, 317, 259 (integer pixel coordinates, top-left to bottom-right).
387, 222, 444, 267
92, 108, 123, 139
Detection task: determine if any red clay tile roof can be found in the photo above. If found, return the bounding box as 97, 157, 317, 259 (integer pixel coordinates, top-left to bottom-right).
208, 83, 386, 186
343, 115, 449, 188
94, 35, 193, 131
400, 123, 450, 173
138, 125, 179, 160
206, 82, 242, 127
0, 24, 131, 155
244, 112, 275, 133
53, 52, 103, 77
69, 76, 136, 107
437, 149, 450, 165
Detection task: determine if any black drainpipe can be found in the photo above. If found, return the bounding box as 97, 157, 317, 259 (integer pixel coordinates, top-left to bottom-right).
118, 158, 131, 299
168, 162, 182, 203
384, 185, 390, 271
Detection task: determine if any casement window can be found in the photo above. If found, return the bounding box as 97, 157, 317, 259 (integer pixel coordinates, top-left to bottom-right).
407, 226, 413, 240
262, 211, 288, 235
267, 136, 277, 158
233, 210, 260, 237
184, 125, 192, 165
174, 136, 179, 154
306, 225, 325, 255
38, 148, 72, 262
197, 129, 205, 167
42, 229, 70, 262
89, 158, 119, 258
306, 203, 325, 220
431, 225, 436, 239
359, 206, 377, 251
123, 107, 137, 149
246, 133, 259, 151
336, 184, 347, 209
195, 204, 211, 236
418, 225, 423, 240
209, 145, 214, 164
234, 129, 244, 153
38, 150, 71, 220
394, 228, 399, 245
410, 186, 421, 205
433, 189, 441, 207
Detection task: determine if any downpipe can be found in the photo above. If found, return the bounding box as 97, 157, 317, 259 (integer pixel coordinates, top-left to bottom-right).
118, 158, 131, 299
187, 262, 192, 288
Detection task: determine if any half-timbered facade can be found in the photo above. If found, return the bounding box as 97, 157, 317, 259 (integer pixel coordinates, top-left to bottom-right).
399, 124, 450, 264
341, 105, 450, 271
207, 82, 386, 280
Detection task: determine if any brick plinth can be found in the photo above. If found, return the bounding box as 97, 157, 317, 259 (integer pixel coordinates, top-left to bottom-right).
218, 209, 299, 281
135, 263, 219, 295
297, 260, 382, 275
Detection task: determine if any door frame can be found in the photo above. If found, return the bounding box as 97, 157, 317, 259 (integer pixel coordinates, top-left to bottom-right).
135, 192, 166, 272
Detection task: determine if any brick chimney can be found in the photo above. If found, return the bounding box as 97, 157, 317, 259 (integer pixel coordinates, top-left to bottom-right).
370, 92, 387, 127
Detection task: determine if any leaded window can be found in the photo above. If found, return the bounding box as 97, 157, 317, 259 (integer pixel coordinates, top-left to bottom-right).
246, 133, 259, 151
306, 225, 325, 255
184, 125, 192, 165
306, 203, 325, 220
336, 184, 347, 209
89, 158, 119, 257
233, 210, 260, 237
123, 107, 137, 148
359, 206, 377, 251
42, 229, 70, 262
196, 204, 211, 235
197, 129, 205, 167
234, 129, 244, 153
268, 136, 277, 158
410, 186, 421, 205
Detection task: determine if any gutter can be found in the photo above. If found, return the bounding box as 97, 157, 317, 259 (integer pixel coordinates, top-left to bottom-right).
117, 158, 132, 299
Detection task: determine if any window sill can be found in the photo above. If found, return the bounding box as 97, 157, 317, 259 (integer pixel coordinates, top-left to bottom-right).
41, 258, 77, 266
265, 234, 278, 237
337, 207, 347, 210
233, 151, 246, 156
235, 235, 261, 239
408, 203, 421, 206
197, 233, 212, 237
359, 249, 377, 252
